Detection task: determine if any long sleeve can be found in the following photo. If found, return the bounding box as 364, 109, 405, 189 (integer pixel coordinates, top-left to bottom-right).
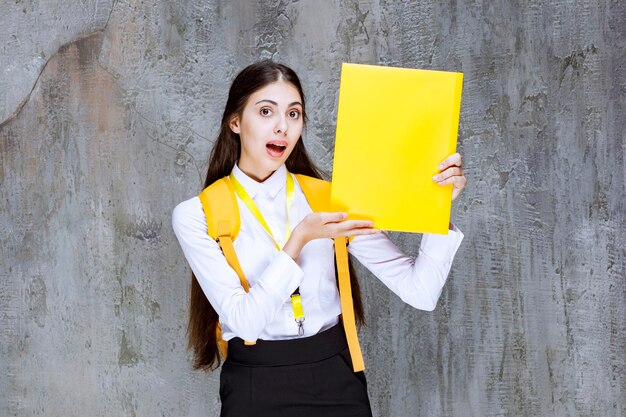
171, 196, 304, 341
348, 224, 464, 311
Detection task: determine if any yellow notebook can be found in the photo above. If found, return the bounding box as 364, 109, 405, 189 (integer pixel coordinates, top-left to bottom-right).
330, 63, 463, 234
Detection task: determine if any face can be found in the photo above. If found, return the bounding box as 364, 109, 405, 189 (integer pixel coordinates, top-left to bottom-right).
229, 80, 304, 182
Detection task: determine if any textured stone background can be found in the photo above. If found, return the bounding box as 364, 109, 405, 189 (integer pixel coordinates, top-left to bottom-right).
1, 1, 624, 416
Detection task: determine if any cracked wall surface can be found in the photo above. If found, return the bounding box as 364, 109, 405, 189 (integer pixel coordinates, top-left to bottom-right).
1, 1, 625, 416
0, 0, 115, 125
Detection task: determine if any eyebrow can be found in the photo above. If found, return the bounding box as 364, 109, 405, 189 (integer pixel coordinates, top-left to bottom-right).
254, 99, 303, 107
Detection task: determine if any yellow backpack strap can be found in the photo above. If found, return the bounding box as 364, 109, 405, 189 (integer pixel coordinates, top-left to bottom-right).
293, 174, 331, 211
294, 174, 354, 244
198, 177, 249, 289
198, 177, 256, 357
294, 174, 365, 372
198, 177, 240, 238
334, 236, 366, 372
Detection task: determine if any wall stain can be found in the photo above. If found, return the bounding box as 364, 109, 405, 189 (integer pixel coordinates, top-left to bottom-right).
0, 32, 106, 130
557, 44, 598, 87
27, 276, 47, 328
118, 330, 141, 367
337, 1, 371, 58
125, 218, 161, 242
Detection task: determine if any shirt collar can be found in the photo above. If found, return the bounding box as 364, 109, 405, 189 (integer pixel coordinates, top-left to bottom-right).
231, 163, 287, 199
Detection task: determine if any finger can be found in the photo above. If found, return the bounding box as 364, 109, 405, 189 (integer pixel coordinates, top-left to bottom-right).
328, 220, 375, 237
335, 220, 375, 230
320, 212, 348, 223
334, 221, 380, 236
432, 167, 463, 182
452, 177, 467, 200
343, 228, 381, 237
437, 175, 467, 188
437, 153, 462, 170
452, 188, 461, 201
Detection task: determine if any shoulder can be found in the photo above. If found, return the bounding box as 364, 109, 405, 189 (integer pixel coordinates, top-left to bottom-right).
171, 196, 205, 234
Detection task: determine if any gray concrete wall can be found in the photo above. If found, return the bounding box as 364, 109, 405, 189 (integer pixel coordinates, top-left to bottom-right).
1, 1, 624, 416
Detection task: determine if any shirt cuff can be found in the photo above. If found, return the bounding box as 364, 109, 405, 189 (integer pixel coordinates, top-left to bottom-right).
256, 250, 305, 304
419, 223, 464, 263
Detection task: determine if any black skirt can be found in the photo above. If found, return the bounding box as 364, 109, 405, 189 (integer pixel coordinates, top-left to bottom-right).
219, 321, 373, 417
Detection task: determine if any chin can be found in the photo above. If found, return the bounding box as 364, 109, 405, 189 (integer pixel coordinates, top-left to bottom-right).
258, 161, 282, 177
267, 156, 288, 170
269, 161, 285, 172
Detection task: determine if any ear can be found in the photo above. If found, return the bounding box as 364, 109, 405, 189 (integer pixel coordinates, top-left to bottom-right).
229, 114, 241, 134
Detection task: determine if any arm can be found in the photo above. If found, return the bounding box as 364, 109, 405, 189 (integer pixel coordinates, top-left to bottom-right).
348, 225, 464, 311
172, 197, 304, 341
350, 151, 464, 310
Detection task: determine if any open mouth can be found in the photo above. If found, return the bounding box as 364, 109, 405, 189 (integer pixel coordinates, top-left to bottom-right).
266, 141, 288, 157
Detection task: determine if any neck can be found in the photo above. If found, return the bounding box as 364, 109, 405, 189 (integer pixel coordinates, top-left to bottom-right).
237, 163, 274, 183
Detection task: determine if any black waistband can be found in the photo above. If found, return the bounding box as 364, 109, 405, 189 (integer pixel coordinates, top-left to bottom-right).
226, 322, 348, 367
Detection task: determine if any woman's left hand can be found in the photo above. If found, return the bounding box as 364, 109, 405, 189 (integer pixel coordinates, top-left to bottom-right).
432, 152, 467, 201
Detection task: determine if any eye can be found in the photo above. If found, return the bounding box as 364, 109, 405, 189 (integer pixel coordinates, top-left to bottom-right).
260, 107, 272, 116
288, 110, 300, 119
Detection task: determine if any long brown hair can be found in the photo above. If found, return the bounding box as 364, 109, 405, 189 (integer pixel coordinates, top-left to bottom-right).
188, 60, 364, 371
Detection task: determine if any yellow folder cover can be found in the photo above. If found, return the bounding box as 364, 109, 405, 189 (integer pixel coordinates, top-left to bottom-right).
330, 63, 463, 234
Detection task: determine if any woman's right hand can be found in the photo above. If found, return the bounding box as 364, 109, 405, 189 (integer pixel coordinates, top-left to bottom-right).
283, 212, 379, 260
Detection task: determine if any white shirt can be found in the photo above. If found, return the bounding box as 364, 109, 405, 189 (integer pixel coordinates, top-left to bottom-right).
172, 163, 464, 342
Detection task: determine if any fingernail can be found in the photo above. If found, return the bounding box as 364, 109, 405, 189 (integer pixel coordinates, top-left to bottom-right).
432, 175, 439, 181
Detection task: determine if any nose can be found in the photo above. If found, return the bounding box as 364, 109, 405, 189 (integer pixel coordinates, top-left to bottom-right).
274, 116, 288, 135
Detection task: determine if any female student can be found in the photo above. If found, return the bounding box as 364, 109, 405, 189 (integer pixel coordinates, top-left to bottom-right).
172, 60, 466, 417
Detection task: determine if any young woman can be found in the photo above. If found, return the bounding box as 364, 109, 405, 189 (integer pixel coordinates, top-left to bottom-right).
172, 61, 466, 417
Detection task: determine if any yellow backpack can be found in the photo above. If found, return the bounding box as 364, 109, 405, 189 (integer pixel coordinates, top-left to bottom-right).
198, 173, 365, 372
